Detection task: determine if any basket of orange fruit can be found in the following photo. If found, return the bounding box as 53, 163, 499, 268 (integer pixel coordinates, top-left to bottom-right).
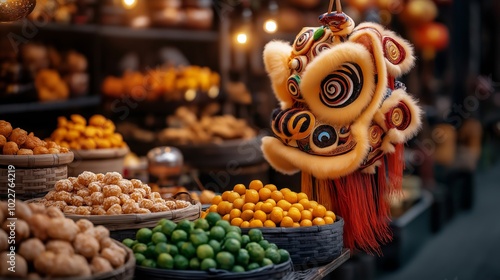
201, 180, 343, 270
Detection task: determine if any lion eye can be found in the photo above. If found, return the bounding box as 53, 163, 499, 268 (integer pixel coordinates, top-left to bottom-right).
312, 125, 337, 149
319, 62, 363, 108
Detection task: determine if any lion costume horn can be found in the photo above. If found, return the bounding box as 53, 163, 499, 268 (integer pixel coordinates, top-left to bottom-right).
261, 0, 422, 254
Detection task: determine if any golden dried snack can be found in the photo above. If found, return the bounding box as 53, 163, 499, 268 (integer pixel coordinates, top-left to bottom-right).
33, 146, 49, 155
3, 141, 19, 155
0, 135, 6, 149
10, 127, 28, 146
23, 132, 44, 149
0, 120, 13, 137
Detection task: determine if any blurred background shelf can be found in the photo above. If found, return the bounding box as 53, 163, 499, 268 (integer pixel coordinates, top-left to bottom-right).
0, 95, 101, 114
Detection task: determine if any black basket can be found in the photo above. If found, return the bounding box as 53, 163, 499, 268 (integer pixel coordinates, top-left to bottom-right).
241, 217, 344, 270
134, 257, 293, 280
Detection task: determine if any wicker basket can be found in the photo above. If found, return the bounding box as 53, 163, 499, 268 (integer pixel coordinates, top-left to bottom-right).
134, 257, 293, 280
241, 217, 344, 270
0, 153, 74, 200
68, 147, 129, 177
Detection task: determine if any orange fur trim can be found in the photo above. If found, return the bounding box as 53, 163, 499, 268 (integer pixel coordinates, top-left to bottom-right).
263, 41, 294, 109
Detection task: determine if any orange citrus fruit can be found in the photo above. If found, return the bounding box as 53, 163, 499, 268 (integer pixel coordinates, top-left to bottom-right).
281, 216, 294, 227
245, 189, 260, 204
242, 202, 255, 211
222, 214, 230, 221
309, 200, 319, 210
249, 219, 264, 227
241, 209, 254, 221
280, 188, 292, 195
264, 184, 278, 192
227, 192, 240, 203
258, 188, 272, 201
269, 208, 283, 224
254, 210, 267, 223
312, 205, 327, 218
231, 217, 243, 226
324, 216, 334, 224
233, 184, 247, 195
208, 204, 218, 213
221, 191, 231, 201
298, 198, 311, 210
277, 200, 291, 211
254, 201, 263, 211
271, 190, 284, 202
325, 210, 336, 220
293, 222, 300, 227
201, 212, 207, 219
265, 199, 276, 207
260, 202, 274, 214
240, 221, 250, 228
264, 220, 276, 227
287, 207, 301, 222
301, 209, 313, 221
291, 203, 304, 212
249, 180, 264, 191
284, 192, 298, 204
297, 192, 308, 201
211, 195, 222, 205
312, 217, 326, 226
233, 198, 245, 210
229, 208, 241, 220
218, 201, 233, 215
300, 219, 313, 226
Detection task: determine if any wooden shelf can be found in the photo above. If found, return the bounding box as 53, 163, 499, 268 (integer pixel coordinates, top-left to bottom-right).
0, 95, 100, 114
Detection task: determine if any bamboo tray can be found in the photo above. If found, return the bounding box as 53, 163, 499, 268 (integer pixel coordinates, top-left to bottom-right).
0, 152, 74, 168
69, 147, 129, 177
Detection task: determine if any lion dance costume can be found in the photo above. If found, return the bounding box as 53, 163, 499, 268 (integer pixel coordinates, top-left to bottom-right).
261, 0, 422, 253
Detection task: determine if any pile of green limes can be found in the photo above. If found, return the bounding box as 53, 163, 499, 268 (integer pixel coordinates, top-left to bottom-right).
122, 212, 290, 272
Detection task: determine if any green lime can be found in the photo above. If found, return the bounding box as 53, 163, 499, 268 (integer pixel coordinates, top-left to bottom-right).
216, 251, 235, 271
232, 265, 246, 272
223, 238, 241, 255
165, 244, 179, 256
189, 257, 201, 270
268, 243, 278, 250
161, 220, 178, 237
247, 262, 260, 271
176, 219, 194, 234
241, 235, 250, 247
157, 253, 174, 269
171, 230, 188, 243
141, 259, 157, 268
209, 226, 225, 241
190, 231, 209, 247
132, 243, 148, 255
236, 248, 250, 266
225, 231, 242, 243
122, 238, 135, 248
157, 218, 169, 226
265, 248, 281, 264
278, 249, 290, 263
261, 257, 273, 267
208, 239, 221, 255
200, 258, 217, 271
248, 228, 263, 243
246, 242, 265, 263
152, 225, 163, 233
258, 240, 270, 250
226, 225, 242, 234
145, 244, 157, 259
191, 228, 205, 235
154, 242, 168, 256
176, 241, 186, 250
196, 244, 215, 259
205, 212, 222, 227
174, 254, 189, 270
180, 242, 196, 259
134, 253, 146, 265
194, 218, 210, 231
136, 228, 153, 244
152, 232, 167, 244
215, 220, 231, 232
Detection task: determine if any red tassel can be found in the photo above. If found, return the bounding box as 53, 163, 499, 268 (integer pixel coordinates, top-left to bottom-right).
386, 143, 405, 192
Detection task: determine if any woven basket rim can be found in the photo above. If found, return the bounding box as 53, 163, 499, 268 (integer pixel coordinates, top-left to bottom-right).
0, 152, 74, 168
72, 147, 129, 160
241, 216, 344, 233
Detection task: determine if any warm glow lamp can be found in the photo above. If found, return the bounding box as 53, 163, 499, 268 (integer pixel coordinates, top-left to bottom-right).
0, 0, 36, 22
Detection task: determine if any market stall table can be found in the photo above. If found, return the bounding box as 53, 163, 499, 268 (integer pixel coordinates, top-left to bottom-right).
289, 249, 350, 280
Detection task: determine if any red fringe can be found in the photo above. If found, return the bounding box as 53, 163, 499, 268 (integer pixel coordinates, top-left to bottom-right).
386, 143, 405, 192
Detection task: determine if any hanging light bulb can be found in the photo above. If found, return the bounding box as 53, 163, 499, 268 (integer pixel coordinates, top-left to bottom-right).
263, 0, 279, 34
0, 0, 36, 22
236, 32, 248, 44
235, 5, 252, 45
122, 0, 137, 9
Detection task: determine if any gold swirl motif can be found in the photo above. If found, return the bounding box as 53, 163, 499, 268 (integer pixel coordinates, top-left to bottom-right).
391, 108, 404, 127
368, 125, 382, 145
384, 37, 405, 65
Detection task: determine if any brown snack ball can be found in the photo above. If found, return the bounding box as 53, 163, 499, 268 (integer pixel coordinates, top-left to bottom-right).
48, 148, 60, 154
103, 196, 120, 210
102, 184, 122, 198
0, 120, 13, 137
3, 141, 19, 155
54, 191, 72, 204
73, 233, 100, 258
76, 219, 94, 232
46, 240, 75, 255
101, 247, 125, 268
47, 218, 79, 241
90, 192, 104, 205
117, 179, 134, 194
139, 199, 154, 210
23, 132, 43, 149
71, 195, 85, 207
88, 182, 102, 193
64, 205, 78, 214
89, 114, 106, 127
34, 251, 56, 275
17, 148, 34, 155
33, 146, 49, 155
3, 219, 30, 243
54, 179, 73, 192
106, 204, 122, 215
28, 213, 51, 240
0, 252, 28, 278
103, 172, 122, 185
9, 127, 28, 145
19, 238, 45, 262
28, 203, 46, 214
0, 135, 6, 149
91, 206, 106, 215
0, 230, 7, 251
78, 171, 97, 186
50, 253, 91, 277
92, 225, 110, 241
75, 206, 92, 215
15, 200, 32, 220
76, 189, 91, 198
91, 256, 113, 274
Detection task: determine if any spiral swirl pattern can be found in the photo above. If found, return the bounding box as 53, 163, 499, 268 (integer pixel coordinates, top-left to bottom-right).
293, 29, 315, 55
312, 43, 331, 57
287, 75, 303, 100
319, 62, 363, 108
383, 37, 405, 65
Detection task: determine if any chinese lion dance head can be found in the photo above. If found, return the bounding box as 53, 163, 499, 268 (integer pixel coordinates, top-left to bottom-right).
261, 3, 422, 253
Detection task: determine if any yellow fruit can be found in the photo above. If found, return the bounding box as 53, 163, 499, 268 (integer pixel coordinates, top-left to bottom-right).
240, 221, 250, 228
254, 210, 267, 223
233, 184, 247, 195
309, 200, 319, 210
227, 192, 240, 203
229, 209, 241, 220
312, 217, 326, 226
264, 184, 278, 192
231, 217, 244, 226
249, 219, 263, 227
221, 191, 231, 201
324, 216, 334, 224
284, 192, 298, 204
208, 205, 218, 213
293, 222, 300, 227
291, 203, 304, 212
217, 201, 232, 215
277, 200, 291, 211
301, 209, 313, 221
258, 188, 272, 201
245, 189, 260, 204
241, 210, 254, 221
281, 216, 294, 227
261, 202, 274, 214
265, 199, 276, 207
201, 211, 207, 219
249, 180, 264, 191
287, 207, 301, 222
280, 188, 292, 195
313, 205, 327, 218
264, 220, 276, 227
325, 210, 336, 220
255, 202, 263, 211
233, 198, 245, 210
222, 214, 230, 221
297, 192, 308, 201
299, 198, 311, 210
242, 203, 255, 211
269, 208, 283, 224
211, 195, 222, 205
300, 219, 313, 227
271, 191, 284, 202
